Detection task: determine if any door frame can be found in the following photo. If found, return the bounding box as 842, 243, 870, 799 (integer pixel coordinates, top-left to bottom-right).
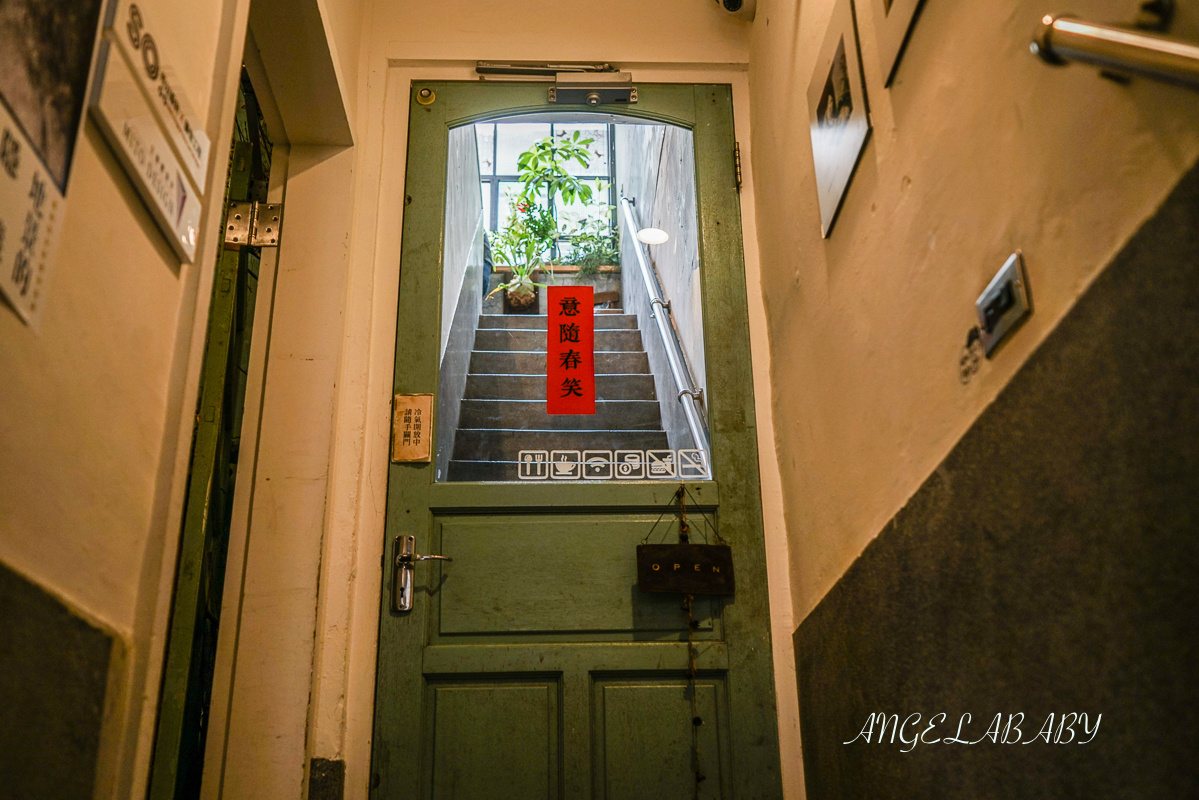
143, 13, 356, 800
194, 19, 360, 799
358, 74, 792, 797
308, 63, 800, 799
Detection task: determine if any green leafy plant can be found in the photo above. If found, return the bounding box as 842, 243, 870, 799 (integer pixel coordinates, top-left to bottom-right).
560, 214, 620, 276
489, 131, 608, 306
488, 202, 556, 302
516, 131, 598, 205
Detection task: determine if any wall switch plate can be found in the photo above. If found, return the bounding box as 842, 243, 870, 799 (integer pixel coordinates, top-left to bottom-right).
976, 252, 1031, 356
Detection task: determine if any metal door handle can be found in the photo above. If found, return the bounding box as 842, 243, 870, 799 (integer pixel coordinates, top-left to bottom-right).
393, 535, 452, 612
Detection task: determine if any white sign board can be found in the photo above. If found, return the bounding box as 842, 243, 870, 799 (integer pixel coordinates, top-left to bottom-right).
91, 44, 202, 261
0, 0, 106, 327
107, 0, 210, 193
0, 108, 65, 327
89, 0, 210, 262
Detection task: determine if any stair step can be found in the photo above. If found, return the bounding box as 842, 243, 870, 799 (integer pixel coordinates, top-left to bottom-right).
451, 429, 669, 461
469, 350, 650, 375
447, 460, 526, 481
459, 400, 661, 430
478, 314, 637, 330
464, 374, 657, 401
474, 329, 642, 352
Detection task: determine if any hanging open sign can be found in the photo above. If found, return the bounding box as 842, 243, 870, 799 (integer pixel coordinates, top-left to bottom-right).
636, 544, 735, 595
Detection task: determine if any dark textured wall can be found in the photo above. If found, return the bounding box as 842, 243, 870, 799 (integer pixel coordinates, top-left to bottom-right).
0, 561, 114, 798
309, 757, 346, 800
795, 161, 1199, 799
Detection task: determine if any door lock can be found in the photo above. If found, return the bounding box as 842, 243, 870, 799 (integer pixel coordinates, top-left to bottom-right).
393, 535, 452, 612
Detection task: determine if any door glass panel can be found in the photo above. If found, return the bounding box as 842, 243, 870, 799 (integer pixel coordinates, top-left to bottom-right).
475, 123, 496, 173
496, 180, 528, 232
554, 190, 610, 233
495, 122, 551, 174
437, 118, 708, 483
480, 179, 491, 232
554, 123, 609, 176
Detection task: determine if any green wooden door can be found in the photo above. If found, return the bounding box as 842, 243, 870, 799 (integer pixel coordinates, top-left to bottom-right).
371, 82, 781, 799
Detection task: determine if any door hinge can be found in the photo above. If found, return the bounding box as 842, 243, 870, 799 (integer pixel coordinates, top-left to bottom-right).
224, 200, 284, 248
734, 142, 743, 192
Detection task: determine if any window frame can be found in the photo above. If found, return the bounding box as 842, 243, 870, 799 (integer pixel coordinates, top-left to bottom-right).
478, 122, 619, 262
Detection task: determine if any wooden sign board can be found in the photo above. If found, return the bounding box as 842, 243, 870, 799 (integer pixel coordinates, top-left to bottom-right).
636, 544, 735, 596
392, 394, 433, 462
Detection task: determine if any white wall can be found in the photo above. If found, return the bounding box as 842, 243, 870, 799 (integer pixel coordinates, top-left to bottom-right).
747, 0, 1199, 623
362, 0, 749, 64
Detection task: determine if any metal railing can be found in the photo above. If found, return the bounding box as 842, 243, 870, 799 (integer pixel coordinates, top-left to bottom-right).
619, 197, 712, 458
1032, 14, 1199, 87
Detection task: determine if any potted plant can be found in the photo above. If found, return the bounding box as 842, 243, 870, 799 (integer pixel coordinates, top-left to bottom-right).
559, 215, 620, 277
487, 131, 606, 312
489, 201, 555, 313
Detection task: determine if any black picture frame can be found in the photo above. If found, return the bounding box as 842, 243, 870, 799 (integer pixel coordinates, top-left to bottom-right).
807, 0, 872, 238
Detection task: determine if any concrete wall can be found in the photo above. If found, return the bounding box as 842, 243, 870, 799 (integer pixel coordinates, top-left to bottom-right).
435, 125, 484, 479
200, 2, 367, 795
205, 143, 357, 800
747, 0, 1199, 626
357, 0, 749, 65
617, 124, 707, 451
0, 562, 116, 799
440, 126, 483, 361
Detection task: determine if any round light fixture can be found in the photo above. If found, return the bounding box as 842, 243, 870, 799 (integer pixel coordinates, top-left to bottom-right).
636, 227, 669, 245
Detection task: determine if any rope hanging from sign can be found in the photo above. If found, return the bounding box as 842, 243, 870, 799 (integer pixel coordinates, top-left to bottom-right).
684, 591, 705, 796
634, 485, 733, 797
640, 485, 723, 546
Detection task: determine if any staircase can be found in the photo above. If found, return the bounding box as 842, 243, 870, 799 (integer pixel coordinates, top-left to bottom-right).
447, 313, 669, 481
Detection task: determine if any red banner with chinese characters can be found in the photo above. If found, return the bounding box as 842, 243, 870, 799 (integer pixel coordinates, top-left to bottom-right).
547, 285, 595, 415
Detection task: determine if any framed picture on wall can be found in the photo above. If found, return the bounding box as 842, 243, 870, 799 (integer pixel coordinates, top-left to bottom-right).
871, 0, 927, 86
807, 0, 871, 238
0, 0, 105, 326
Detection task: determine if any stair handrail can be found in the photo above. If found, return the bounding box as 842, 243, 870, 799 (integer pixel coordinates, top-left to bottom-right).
619, 196, 712, 459
1032, 13, 1199, 87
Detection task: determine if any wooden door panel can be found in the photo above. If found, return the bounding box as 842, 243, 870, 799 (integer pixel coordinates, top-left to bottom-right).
425, 679, 560, 800
592, 678, 729, 800
434, 515, 717, 637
